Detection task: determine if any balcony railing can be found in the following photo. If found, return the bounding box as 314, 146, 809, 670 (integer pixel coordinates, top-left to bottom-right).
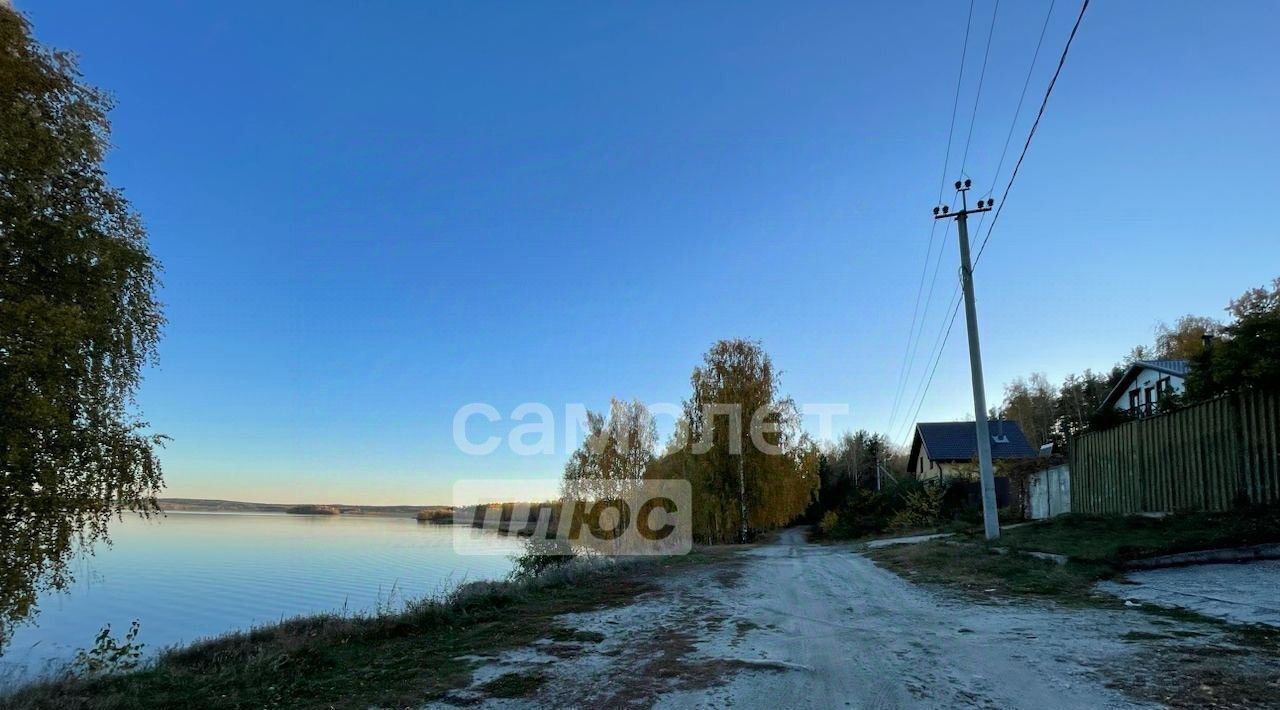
1122, 403, 1158, 418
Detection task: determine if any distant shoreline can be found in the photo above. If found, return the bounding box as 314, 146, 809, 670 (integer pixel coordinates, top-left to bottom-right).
157, 498, 452, 518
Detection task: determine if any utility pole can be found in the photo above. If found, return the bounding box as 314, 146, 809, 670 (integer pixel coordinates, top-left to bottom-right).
933, 179, 1000, 541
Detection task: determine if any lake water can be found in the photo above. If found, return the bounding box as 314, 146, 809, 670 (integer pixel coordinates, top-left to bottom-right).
0, 512, 521, 687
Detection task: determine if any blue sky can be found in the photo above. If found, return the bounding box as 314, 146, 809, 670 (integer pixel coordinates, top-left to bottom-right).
26, 1, 1280, 504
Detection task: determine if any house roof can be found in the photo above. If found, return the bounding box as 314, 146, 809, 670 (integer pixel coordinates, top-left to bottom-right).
907, 420, 1037, 473
1098, 359, 1190, 412
1133, 359, 1190, 377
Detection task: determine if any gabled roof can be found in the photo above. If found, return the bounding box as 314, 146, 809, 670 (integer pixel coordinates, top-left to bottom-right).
907, 420, 1037, 473
1098, 359, 1190, 412
1132, 359, 1190, 377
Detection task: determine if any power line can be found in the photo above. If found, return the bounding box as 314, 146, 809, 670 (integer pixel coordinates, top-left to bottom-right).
887, 0, 976, 434
958, 0, 1053, 269
920, 219, 955, 353
937, 0, 977, 203
892, 0, 989, 436
975, 0, 1089, 265
884, 0, 978, 436
885, 219, 941, 434
990, 0, 1057, 191
889, 198, 958, 438
895, 0, 1089, 446
895, 278, 961, 445
960, 0, 1001, 174
896, 290, 963, 447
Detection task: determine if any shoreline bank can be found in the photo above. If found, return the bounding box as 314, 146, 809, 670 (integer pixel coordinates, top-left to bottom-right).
1, 550, 715, 709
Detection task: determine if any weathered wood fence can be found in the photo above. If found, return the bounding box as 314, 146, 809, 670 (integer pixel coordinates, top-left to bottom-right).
1070, 389, 1280, 514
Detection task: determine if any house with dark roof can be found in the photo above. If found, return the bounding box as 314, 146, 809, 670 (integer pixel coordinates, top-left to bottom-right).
907, 420, 1037, 483
1098, 359, 1190, 417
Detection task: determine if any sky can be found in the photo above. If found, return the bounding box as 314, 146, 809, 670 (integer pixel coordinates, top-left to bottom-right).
24, 1, 1280, 505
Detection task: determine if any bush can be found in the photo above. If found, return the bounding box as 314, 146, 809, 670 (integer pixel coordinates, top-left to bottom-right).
509, 538, 576, 581
833, 488, 898, 538
889, 485, 945, 530
74, 621, 144, 677
809, 477, 991, 540
818, 511, 840, 536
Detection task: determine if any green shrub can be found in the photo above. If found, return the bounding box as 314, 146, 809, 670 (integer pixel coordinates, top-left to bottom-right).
889, 485, 945, 530
810, 478, 986, 540
73, 620, 144, 677
509, 538, 576, 581
818, 511, 840, 536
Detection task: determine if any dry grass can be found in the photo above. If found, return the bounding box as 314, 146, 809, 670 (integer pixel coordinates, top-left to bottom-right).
2, 554, 713, 709
865, 540, 1109, 601
989, 508, 1280, 563
867, 520, 1280, 709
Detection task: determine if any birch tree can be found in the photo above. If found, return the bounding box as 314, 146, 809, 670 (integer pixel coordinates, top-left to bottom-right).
0, 8, 165, 648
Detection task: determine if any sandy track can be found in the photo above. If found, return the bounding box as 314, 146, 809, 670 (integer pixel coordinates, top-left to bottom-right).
434, 528, 1192, 709
654, 528, 1151, 708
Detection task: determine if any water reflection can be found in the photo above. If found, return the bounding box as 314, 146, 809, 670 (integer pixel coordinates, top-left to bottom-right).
0, 512, 520, 686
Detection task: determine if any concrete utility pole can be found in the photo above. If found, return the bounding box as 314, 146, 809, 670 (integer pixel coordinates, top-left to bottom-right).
933, 179, 1000, 541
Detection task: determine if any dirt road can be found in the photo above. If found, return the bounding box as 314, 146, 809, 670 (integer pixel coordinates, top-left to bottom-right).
437, 528, 1252, 709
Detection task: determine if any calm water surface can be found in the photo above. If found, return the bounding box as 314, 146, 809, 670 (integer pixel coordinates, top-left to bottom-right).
1, 512, 520, 685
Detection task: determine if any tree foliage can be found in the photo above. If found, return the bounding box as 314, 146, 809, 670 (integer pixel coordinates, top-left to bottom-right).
1187, 277, 1280, 399
807, 429, 897, 523
1055, 368, 1122, 435
993, 367, 1124, 446
650, 339, 819, 544
993, 278, 1280, 440
0, 8, 165, 647
1155, 315, 1221, 361
561, 398, 656, 503
823, 430, 892, 489
1001, 374, 1056, 449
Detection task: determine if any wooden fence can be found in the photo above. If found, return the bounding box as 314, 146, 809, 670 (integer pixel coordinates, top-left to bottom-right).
1070, 389, 1280, 514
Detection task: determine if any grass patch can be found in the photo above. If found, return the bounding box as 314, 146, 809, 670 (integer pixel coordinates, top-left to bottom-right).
822, 521, 974, 545
1157, 606, 1280, 651
866, 540, 1110, 601
869, 507, 1280, 605
865, 514, 1280, 709
1113, 648, 1280, 708
477, 670, 547, 698
813, 517, 981, 545
1131, 606, 1280, 704
868, 537, 1280, 708
989, 508, 1280, 563
2, 554, 710, 709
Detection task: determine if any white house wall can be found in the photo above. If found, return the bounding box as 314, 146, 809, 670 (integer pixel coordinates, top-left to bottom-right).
1112, 367, 1186, 412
